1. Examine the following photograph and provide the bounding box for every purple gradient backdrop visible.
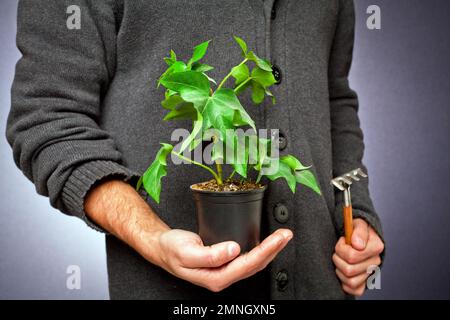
[1,0,449,299]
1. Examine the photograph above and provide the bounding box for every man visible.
[7,0,384,299]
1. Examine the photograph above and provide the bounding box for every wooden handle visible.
[343,205,353,245]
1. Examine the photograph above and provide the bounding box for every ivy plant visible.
[137,36,321,203]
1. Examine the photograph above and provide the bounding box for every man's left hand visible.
[333,218,385,297]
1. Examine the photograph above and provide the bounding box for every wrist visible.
[85,178,171,267]
[135,226,170,268]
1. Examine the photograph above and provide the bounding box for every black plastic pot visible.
[190,185,267,253]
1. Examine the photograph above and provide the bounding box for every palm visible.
[158,228,292,292]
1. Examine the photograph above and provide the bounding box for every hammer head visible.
[331,168,368,191]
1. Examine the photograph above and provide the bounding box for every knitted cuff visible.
[61,160,140,232]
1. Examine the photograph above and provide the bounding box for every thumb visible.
[351,219,369,251]
[179,240,241,268]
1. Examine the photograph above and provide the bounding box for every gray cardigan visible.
[7,0,383,299]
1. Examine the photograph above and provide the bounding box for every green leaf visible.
[203,73,217,85]
[163,50,177,66]
[250,137,273,183]
[247,135,259,166]
[188,40,211,66]
[142,143,174,203]
[246,51,272,72]
[251,67,276,88]
[234,67,276,102]
[280,155,311,171]
[163,57,172,66]
[136,176,143,191]
[265,88,276,104]
[160,71,210,108]
[163,102,196,121]
[295,170,322,195]
[248,66,277,104]
[260,155,320,195]
[265,160,297,193]
[191,62,214,73]
[179,112,203,152]
[233,36,248,56]
[234,78,252,95]
[232,109,252,128]
[202,89,256,138]
[231,64,250,85]
[209,130,248,178]
[253,138,271,171]
[158,61,188,87]
[231,132,249,178]
[203,97,236,138]
[161,95,184,110]
[165,89,178,98]
[251,82,265,104]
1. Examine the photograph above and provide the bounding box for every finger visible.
[366,227,385,257]
[335,236,374,264]
[335,237,366,264]
[243,229,292,273]
[342,283,366,297]
[219,229,293,283]
[351,219,369,251]
[180,229,292,292]
[332,253,381,278]
[338,227,384,264]
[335,268,370,290]
[178,240,241,268]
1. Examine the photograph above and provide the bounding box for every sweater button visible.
[272,65,282,84]
[276,270,289,291]
[274,204,289,223]
[278,133,287,151]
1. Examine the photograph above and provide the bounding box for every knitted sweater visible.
[7,0,383,299]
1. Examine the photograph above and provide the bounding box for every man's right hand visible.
[153,229,292,292]
[85,179,292,292]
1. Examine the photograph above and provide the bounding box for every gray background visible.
[1,0,449,299]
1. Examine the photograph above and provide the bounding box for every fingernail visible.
[355,236,365,248]
[228,243,238,257]
[285,231,293,241]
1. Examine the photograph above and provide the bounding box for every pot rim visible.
[190,183,267,195]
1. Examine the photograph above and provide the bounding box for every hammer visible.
[331,168,368,245]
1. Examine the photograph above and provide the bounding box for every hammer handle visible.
[343,205,353,245]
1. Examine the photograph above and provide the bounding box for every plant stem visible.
[171,151,221,183]
[233,77,252,94]
[215,163,223,185]
[227,169,236,181]
[256,172,262,183]
[217,58,248,91]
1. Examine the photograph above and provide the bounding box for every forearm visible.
[84,179,170,266]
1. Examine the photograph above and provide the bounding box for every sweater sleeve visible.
[6,0,138,231]
[328,0,384,243]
